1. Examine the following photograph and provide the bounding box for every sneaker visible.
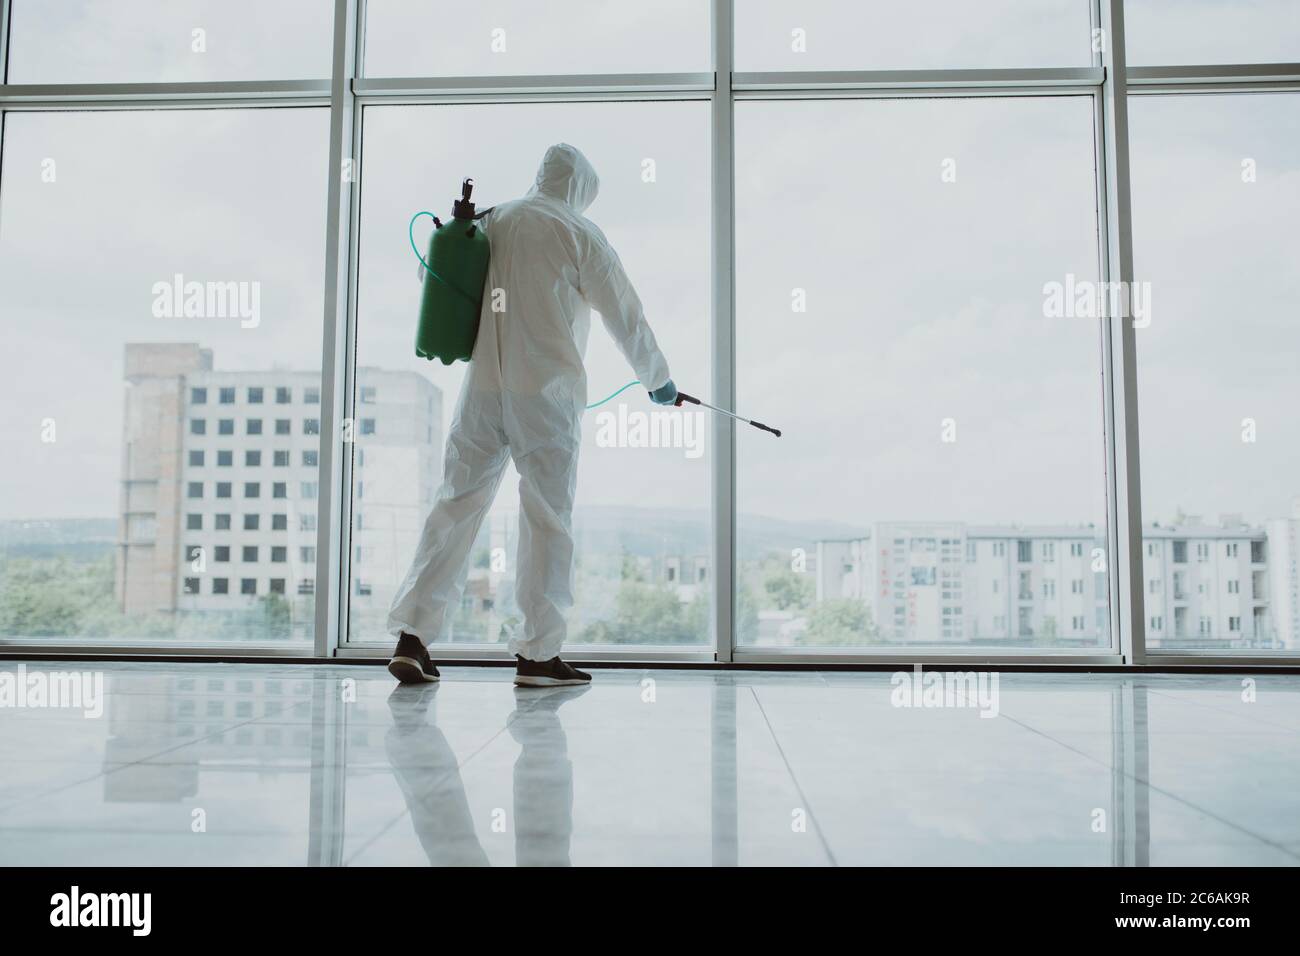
[388,632,440,684]
[514,655,591,687]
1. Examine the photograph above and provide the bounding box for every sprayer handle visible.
[750,420,782,438]
[674,391,701,407]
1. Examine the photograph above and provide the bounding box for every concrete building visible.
[116,344,440,640]
[816,515,1299,650]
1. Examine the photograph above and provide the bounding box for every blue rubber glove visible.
[648,380,678,406]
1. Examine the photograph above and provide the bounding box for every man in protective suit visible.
[388,143,677,687]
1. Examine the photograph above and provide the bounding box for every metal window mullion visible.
[711,0,736,663]
[0,79,331,105]
[1,0,11,84]
[1129,63,1300,85]
[313,0,359,658]
[1098,0,1146,665]
[733,66,1103,91]
[353,72,713,97]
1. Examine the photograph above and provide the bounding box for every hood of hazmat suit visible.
[388,143,672,663]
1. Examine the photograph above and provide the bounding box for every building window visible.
[275,386,292,404]
[301,546,316,562]
[244,482,260,498]
[304,418,320,435]
[271,546,287,563]
[298,578,315,595]
[272,514,287,531]
[1229,616,1241,632]
[302,481,318,499]
[1043,542,1055,562]
[360,385,377,403]
[275,419,291,435]
[304,388,320,404]
[1227,579,1239,594]
[244,450,261,467]
[213,578,229,595]
[241,579,257,595]
[274,449,290,466]
[1150,616,1163,631]
[247,419,263,436]
[187,482,203,499]
[215,514,231,531]
[190,419,206,435]
[269,578,286,595]
[1173,540,1188,563]
[1017,540,1032,563]
[186,514,203,530]
[360,418,376,436]
[244,514,260,531]
[218,419,234,435]
[300,514,317,532]
[273,482,287,499]
[183,577,201,594]
[302,450,318,467]
[1226,542,1239,557]
[242,546,258,563]
[188,450,204,467]
[191,387,207,404]
[355,580,372,596]
[1251,540,1265,563]
[219,387,236,404]
[248,387,263,404]
[215,546,230,562]
[217,450,233,467]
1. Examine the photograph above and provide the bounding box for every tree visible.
[764,569,814,611]
[804,597,878,645]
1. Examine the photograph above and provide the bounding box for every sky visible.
[1,0,1298,536]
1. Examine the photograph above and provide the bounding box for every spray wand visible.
[674,391,782,438]
[585,381,782,437]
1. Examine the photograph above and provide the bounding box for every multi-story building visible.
[816,513,1300,650]
[116,343,440,640]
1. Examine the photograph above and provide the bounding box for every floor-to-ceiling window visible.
[0,0,1296,664]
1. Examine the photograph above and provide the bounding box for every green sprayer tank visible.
[412,178,491,364]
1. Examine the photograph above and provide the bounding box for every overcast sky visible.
[1,1,1297,532]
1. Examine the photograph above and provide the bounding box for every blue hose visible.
[586,380,640,409]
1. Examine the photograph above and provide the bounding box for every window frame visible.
[1,0,1296,666]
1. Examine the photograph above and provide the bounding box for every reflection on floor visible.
[1,662,1298,866]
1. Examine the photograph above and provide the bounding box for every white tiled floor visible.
[1,662,1297,866]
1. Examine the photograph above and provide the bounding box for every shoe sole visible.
[514,674,590,687]
[388,656,439,684]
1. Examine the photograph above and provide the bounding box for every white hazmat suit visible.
[388,143,672,661]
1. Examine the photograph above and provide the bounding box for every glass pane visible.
[736,96,1109,650]
[1130,92,1300,654]
[1125,0,1300,66]
[347,103,710,649]
[0,108,329,646]
[8,0,332,83]
[363,0,710,77]
[735,0,1093,71]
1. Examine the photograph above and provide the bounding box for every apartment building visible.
[116,343,440,639]
[817,514,1299,650]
